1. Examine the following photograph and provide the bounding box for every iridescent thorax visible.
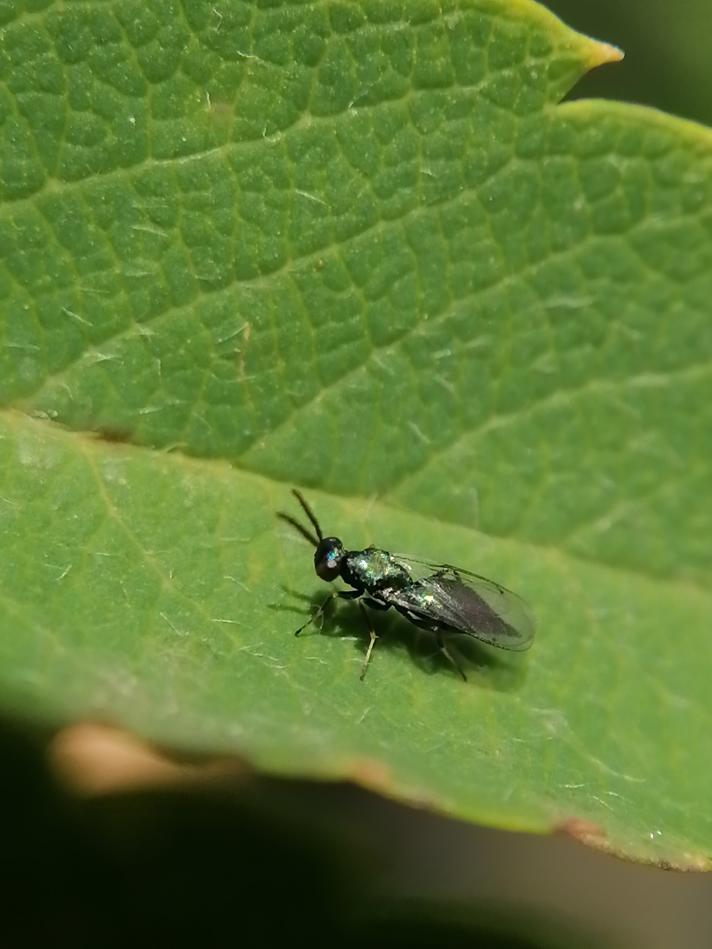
[343,546,411,591]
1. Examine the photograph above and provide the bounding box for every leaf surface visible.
[1,0,711,867]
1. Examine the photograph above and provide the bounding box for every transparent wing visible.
[394,555,510,591]
[388,558,535,651]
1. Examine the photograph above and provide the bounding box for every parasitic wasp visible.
[279,490,535,681]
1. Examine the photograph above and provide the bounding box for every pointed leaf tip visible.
[586,38,625,71]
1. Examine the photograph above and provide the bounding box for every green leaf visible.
[1,0,711,868]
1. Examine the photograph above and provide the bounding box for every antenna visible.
[276,489,324,548]
[292,489,323,541]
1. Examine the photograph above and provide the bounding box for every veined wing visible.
[394,555,514,593]
[388,560,535,651]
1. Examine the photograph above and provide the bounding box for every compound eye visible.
[315,540,342,581]
[316,556,339,581]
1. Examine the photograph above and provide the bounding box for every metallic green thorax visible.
[342,546,411,592]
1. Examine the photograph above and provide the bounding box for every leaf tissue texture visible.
[1,0,711,867]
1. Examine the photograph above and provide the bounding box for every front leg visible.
[294,593,334,637]
[294,588,362,637]
[338,589,363,600]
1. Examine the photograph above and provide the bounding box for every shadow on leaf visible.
[272,588,529,692]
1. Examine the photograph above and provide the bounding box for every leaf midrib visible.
[3,407,709,598]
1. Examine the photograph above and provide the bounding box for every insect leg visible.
[399,607,468,682]
[436,628,467,682]
[358,601,378,681]
[295,594,334,636]
[294,589,361,636]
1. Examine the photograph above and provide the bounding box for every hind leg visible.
[435,627,467,682]
[400,610,467,682]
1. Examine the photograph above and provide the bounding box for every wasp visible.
[279,490,535,681]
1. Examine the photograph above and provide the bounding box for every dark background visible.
[550,0,712,127]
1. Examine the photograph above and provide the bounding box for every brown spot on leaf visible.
[50,723,246,795]
[346,757,394,793]
[555,816,608,849]
[555,817,711,871]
